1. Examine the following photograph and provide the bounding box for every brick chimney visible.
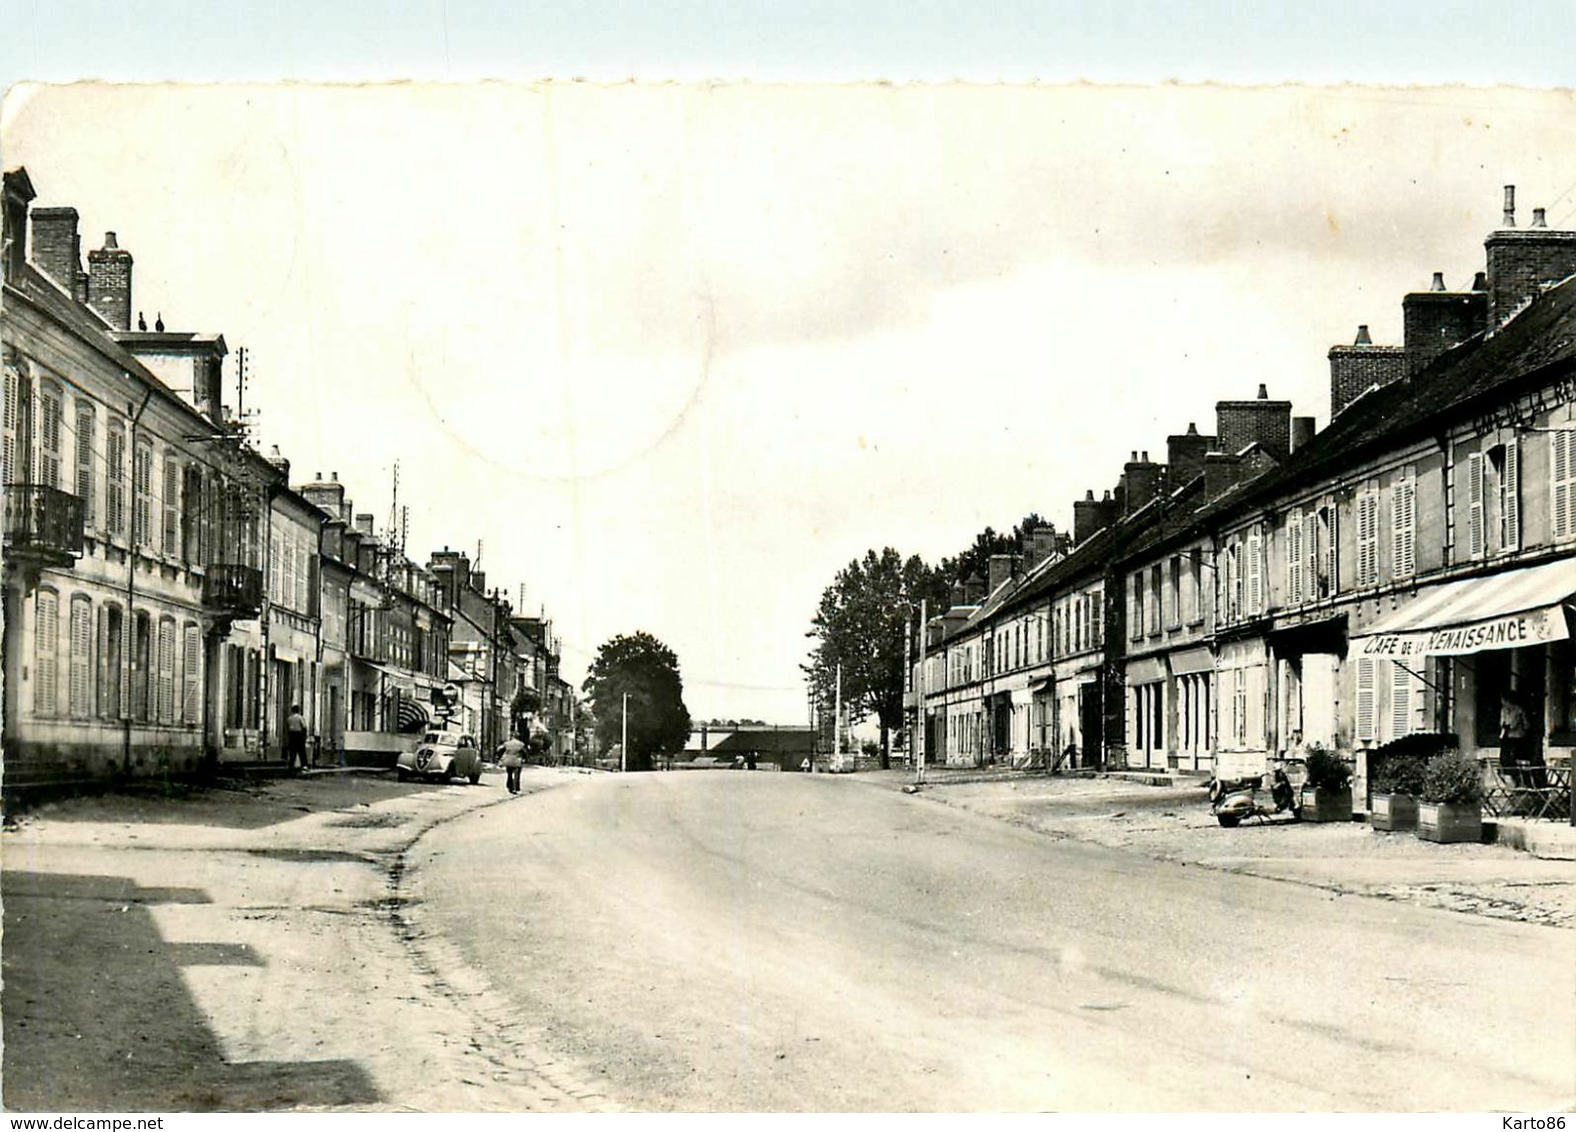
[299,471,347,519]
[354,512,375,537]
[1166,422,1216,486]
[1290,416,1316,453]
[427,547,472,606]
[1121,450,1165,514]
[1022,525,1061,570]
[1402,272,1487,377]
[3,168,35,282]
[1328,325,1406,419]
[1073,489,1119,545]
[1216,384,1292,459]
[30,206,82,295]
[86,231,134,331]
[986,554,1017,595]
[1484,185,1576,328]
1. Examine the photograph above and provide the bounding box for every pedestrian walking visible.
[499,734,526,795]
[285,704,309,774]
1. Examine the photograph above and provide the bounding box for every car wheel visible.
[468,767,481,785]
[1217,813,1241,828]
[396,768,409,782]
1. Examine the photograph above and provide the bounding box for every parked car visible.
[397,730,483,784]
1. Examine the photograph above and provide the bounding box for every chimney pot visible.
[1354,324,1372,345]
[1430,272,1447,292]
[1533,207,1548,228]
[103,231,117,249]
[1140,451,1149,462]
[1085,489,1095,501]
[1186,421,1198,435]
[1257,383,1268,399]
[1504,185,1516,227]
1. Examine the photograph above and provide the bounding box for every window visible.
[37,382,62,489]
[1148,564,1162,635]
[98,604,123,720]
[1131,574,1144,641]
[2,357,27,484]
[105,420,126,537]
[157,617,176,723]
[1316,505,1337,597]
[1495,439,1520,553]
[1389,659,1427,741]
[182,623,201,725]
[157,457,177,556]
[74,402,94,526]
[1167,557,1181,629]
[1287,511,1305,603]
[69,594,93,719]
[1246,533,1264,615]
[182,466,204,563]
[1391,473,1417,580]
[1231,668,1247,746]
[1186,548,1202,622]
[131,611,151,722]
[1356,656,1376,743]
[1356,489,1380,587]
[133,440,153,547]
[34,588,59,716]
[1554,425,1576,541]
[1466,450,1485,560]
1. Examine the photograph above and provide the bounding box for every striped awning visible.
[396,695,430,733]
[1353,559,1574,659]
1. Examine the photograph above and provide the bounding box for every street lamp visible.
[621,692,628,774]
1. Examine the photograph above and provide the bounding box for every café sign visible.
[1359,604,1569,659]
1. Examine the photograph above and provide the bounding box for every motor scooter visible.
[1209,766,1299,827]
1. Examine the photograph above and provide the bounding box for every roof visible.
[708,728,817,754]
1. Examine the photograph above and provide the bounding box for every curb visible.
[1491,818,1576,860]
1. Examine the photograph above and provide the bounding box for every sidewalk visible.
[859,769,1576,930]
[0,766,614,1113]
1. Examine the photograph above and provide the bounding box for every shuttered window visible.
[1390,659,1412,742]
[1246,533,1264,615]
[105,421,126,537]
[133,440,153,547]
[34,589,60,715]
[162,456,181,557]
[182,623,201,725]
[1356,656,1376,743]
[1500,438,1520,552]
[74,402,94,526]
[1466,451,1485,560]
[157,618,177,724]
[2,360,22,484]
[97,604,123,720]
[1391,473,1416,580]
[38,383,62,489]
[69,595,93,719]
[1554,426,1576,541]
[1287,513,1305,604]
[1356,490,1380,587]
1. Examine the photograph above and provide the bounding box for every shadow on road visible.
[2,870,380,1112]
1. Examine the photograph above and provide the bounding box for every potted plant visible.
[1299,745,1354,823]
[1369,733,1456,832]
[1417,750,1484,844]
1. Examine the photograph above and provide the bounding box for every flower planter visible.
[1300,786,1353,823]
[1417,800,1483,844]
[1371,792,1418,832]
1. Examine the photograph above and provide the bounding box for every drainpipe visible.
[123,388,155,776]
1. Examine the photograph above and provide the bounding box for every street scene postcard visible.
[2,80,1575,1115]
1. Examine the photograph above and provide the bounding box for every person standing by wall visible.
[285,704,309,774]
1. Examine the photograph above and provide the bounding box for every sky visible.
[3,4,1575,725]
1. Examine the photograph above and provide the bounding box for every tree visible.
[804,548,946,768]
[581,632,692,772]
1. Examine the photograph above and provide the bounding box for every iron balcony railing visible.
[3,484,85,563]
[202,562,264,617]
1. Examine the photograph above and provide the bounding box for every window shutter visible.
[1552,427,1575,541]
[183,624,201,724]
[38,389,61,489]
[69,596,92,719]
[1389,660,1411,742]
[74,405,94,526]
[1503,438,1520,551]
[2,362,18,483]
[1467,451,1485,559]
[1391,476,1416,579]
[1247,534,1263,614]
[34,590,59,715]
[1287,515,1304,604]
[1356,656,1376,743]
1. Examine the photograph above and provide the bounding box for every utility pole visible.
[621,692,628,774]
[916,599,927,786]
[834,662,842,772]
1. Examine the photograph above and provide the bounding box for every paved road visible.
[411,772,1575,1112]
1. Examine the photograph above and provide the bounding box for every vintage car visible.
[396,730,483,784]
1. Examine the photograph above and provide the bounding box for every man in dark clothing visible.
[285,705,309,773]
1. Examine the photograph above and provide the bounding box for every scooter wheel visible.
[1217,814,1241,828]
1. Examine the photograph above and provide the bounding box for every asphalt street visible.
[411,771,1576,1112]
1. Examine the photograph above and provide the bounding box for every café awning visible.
[1169,647,1215,676]
[1352,559,1574,659]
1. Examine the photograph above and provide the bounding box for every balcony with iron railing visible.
[3,484,85,568]
[202,562,264,619]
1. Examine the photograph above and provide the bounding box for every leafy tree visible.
[804,548,946,768]
[582,632,692,772]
